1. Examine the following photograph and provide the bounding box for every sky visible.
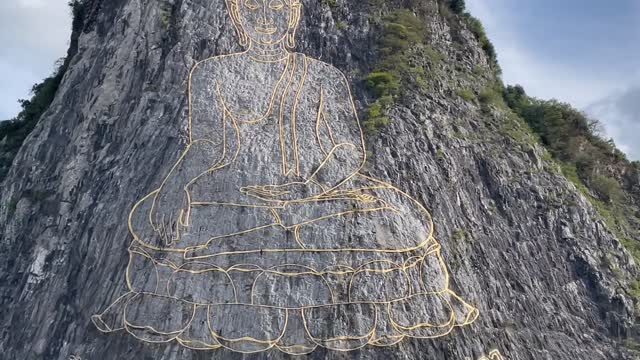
[466,0,640,160]
[0,0,71,120]
[0,0,638,159]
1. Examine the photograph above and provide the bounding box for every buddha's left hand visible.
[241,182,324,202]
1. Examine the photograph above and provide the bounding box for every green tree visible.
[449,0,466,14]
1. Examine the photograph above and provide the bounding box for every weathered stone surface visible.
[0,0,638,359]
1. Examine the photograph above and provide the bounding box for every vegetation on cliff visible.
[363,9,431,132]
[0,0,85,182]
[445,0,640,283]
[503,85,640,267]
[442,0,499,70]
[361,2,640,351]
[0,65,66,181]
[361,0,640,300]
[363,0,500,133]
[1,0,637,357]
[3,1,637,273]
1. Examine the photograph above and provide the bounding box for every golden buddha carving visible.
[92,0,478,354]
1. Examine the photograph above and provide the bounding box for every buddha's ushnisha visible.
[93,0,478,354]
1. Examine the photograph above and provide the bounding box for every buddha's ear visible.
[225,0,250,47]
[288,1,302,28]
[286,1,302,49]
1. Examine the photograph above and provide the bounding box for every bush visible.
[363,100,390,133]
[478,87,501,105]
[503,85,527,110]
[424,45,444,64]
[366,72,400,97]
[449,0,466,14]
[590,175,624,204]
[621,240,640,277]
[477,84,505,113]
[380,10,426,53]
[457,89,475,103]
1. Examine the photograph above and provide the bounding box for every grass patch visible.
[456,89,475,103]
[479,80,507,107]
[452,229,469,242]
[473,64,485,76]
[424,45,444,64]
[630,280,640,299]
[362,96,392,133]
[560,163,640,267]
[323,0,338,9]
[161,11,171,30]
[478,87,501,105]
[590,175,624,204]
[625,338,640,352]
[499,113,537,145]
[620,238,640,270]
[363,10,431,134]
[7,198,18,218]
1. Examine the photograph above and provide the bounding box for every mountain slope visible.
[0,0,637,359]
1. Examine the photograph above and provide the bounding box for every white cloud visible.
[16,0,48,9]
[587,87,640,160]
[496,45,624,108]
[466,0,634,108]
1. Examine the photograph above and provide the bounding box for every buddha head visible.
[225,0,302,49]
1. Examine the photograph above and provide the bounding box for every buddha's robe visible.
[129,53,433,259]
[92,52,478,355]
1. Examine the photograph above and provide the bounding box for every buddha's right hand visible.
[150,187,190,244]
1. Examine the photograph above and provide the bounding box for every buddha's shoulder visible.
[189,53,245,80]
[304,56,348,82]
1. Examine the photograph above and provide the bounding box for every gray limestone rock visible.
[0,0,638,359]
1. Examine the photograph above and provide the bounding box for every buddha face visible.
[227,0,301,47]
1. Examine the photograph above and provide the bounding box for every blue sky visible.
[1,0,638,159]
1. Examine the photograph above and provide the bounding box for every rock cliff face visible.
[0,0,638,359]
